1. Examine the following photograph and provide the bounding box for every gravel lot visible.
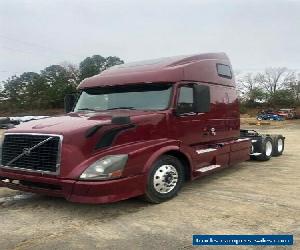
[0,122,299,250]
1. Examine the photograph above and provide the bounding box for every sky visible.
[0,0,300,81]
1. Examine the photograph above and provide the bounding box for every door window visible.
[177,86,194,113]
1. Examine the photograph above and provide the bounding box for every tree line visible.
[236,67,300,108]
[1,57,299,114]
[0,55,124,113]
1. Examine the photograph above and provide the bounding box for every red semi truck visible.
[0,53,285,204]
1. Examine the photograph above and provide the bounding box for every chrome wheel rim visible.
[266,141,273,156]
[153,164,178,194]
[277,139,283,152]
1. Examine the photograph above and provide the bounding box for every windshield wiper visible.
[77,108,96,111]
[107,107,137,110]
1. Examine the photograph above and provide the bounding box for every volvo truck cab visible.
[0,53,285,203]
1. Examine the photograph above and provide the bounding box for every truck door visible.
[172,84,210,146]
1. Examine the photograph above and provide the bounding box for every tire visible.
[272,135,285,156]
[253,137,273,161]
[143,155,184,203]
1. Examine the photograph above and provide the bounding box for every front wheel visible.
[144,155,184,203]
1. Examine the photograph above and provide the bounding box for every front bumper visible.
[0,169,146,204]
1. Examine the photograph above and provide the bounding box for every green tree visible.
[269,89,296,107]
[40,65,77,108]
[1,73,46,110]
[0,54,124,113]
[1,75,24,110]
[248,87,266,105]
[79,55,124,80]
[103,56,124,70]
[19,72,48,109]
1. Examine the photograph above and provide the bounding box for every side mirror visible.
[193,85,211,113]
[64,94,77,113]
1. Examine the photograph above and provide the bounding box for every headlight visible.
[79,154,128,180]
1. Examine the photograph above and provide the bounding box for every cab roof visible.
[78,52,234,89]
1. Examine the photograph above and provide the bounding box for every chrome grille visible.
[1,133,62,173]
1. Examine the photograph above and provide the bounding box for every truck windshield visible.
[74,83,173,112]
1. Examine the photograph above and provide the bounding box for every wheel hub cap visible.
[265,141,272,156]
[153,165,178,194]
[164,173,174,183]
[277,139,283,152]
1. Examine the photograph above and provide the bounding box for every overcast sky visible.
[0,0,300,81]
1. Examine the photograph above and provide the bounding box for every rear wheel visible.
[272,135,285,156]
[144,155,184,203]
[253,137,273,161]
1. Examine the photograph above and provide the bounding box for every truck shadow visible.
[0,162,250,222]
[0,190,151,223]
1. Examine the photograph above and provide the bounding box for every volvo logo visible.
[23,148,31,156]
[210,127,217,136]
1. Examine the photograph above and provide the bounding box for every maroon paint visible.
[0,53,250,203]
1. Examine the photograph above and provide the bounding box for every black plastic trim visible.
[95,124,135,149]
[85,125,103,138]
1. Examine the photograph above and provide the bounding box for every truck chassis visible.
[240,129,285,161]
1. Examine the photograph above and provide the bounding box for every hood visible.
[3,110,168,178]
[6,110,158,136]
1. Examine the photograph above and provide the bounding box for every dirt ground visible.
[0,121,299,250]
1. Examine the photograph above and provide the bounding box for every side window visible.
[177,86,194,113]
[217,64,232,79]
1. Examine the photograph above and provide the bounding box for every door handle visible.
[203,128,209,136]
